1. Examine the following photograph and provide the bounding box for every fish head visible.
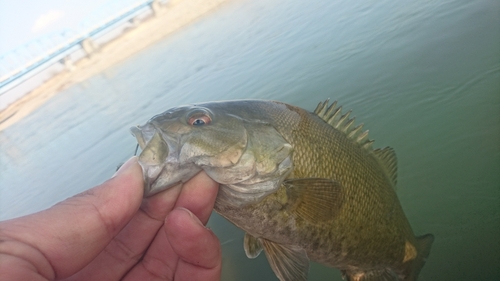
[131,101,294,206]
[131,104,248,196]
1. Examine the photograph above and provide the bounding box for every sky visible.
[0,0,106,55]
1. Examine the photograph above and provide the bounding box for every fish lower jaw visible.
[145,180,181,197]
[143,166,168,197]
[143,167,184,196]
[144,178,161,197]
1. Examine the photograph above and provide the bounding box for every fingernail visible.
[113,156,138,177]
[177,207,204,226]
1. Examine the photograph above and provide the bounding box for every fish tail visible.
[406,234,434,281]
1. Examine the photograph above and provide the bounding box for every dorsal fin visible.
[315,100,398,188]
[373,147,398,188]
[314,99,374,151]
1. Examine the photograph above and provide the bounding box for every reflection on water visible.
[1,0,499,280]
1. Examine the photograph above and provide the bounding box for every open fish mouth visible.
[130,125,169,195]
[130,124,201,196]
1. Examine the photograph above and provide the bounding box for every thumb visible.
[0,157,144,279]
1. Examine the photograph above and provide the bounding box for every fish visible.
[130,99,434,281]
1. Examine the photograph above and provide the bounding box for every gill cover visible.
[212,122,293,207]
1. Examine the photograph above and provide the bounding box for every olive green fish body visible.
[132,100,433,281]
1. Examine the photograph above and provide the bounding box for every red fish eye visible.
[188,114,211,126]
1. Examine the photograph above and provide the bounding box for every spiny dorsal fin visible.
[314,99,374,151]
[315,100,398,189]
[373,147,398,188]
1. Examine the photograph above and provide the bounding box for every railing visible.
[0,0,166,93]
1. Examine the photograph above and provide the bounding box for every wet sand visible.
[0,0,231,131]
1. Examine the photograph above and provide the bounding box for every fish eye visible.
[188,113,212,126]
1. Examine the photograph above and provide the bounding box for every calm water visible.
[1,0,499,280]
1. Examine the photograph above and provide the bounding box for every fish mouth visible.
[142,164,169,195]
[130,125,170,196]
[130,124,201,197]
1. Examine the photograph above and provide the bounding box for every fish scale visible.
[268,106,404,263]
[131,99,434,281]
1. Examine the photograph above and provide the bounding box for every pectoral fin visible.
[260,239,309,281]
[284,178,343,223]
[244,233,263,258]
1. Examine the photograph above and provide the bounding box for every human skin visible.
[0,157,221,281]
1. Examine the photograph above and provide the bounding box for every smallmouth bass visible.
[130,99,434,281]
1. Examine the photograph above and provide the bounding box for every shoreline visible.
[0,0,231,131]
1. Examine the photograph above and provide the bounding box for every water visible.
[1,0,499,280]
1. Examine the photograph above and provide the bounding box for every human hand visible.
[0,157,221,281]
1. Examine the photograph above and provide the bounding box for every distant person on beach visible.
[0,157,221,281]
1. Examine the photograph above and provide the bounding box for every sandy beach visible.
[0,0,231,131]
